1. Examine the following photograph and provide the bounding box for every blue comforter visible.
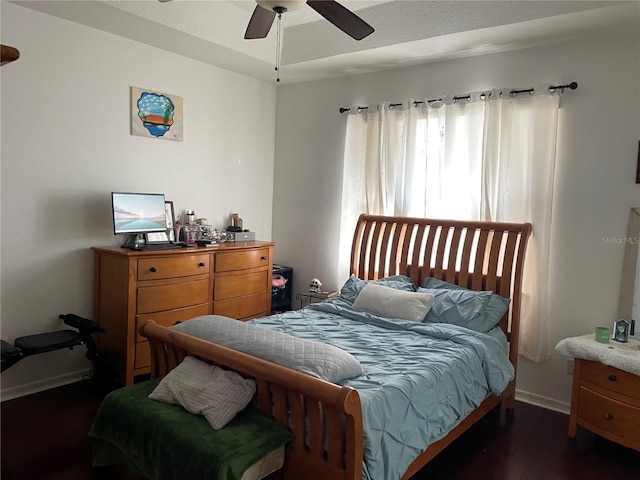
[251,296,514,480]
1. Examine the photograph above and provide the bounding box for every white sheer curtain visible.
[340,89,560,362]
[481,92,559,362]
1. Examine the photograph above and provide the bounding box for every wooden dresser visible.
[569,359,640,451]
[92,242,275,385]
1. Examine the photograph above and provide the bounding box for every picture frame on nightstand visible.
[613,319,631,342]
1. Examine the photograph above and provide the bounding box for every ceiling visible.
[10,0,640,84]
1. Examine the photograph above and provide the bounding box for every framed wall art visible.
[131,86,183,142]
[165,200,176,241]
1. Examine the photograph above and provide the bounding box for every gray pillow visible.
[149,356,256,430]
[174,315,363,384]
[352,283,434,322]
[418,287,494,332]
[339,274,416,303]
[422,277,510,331]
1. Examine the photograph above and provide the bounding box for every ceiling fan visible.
[244,0,374,41]
[157,0,373,40]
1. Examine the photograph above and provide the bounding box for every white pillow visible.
[149,356,256,430]
[352,283,434,322]
[174,315,364,383]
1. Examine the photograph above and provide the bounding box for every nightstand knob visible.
[604,413,613,421]
[261,256,267,261]
[608,375,617,382]
[149,267,157,273]
[198,262,206,267]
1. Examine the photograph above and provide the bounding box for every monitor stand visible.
[121,234,144,249]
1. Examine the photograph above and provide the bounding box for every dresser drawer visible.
[215,249,269,272]
[137,279,209,314]
[578,387,640,445]
[135,304,210,342]
[214,292,267,319]
[135,342,151,370]
[581,361,640,399]
[137,254,210,281]
[215,271,268,300]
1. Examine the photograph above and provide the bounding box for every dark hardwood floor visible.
[1,380,639,480]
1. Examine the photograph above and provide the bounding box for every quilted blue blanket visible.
[251,296,514,480]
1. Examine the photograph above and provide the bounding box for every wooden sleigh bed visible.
[139,214,532,480]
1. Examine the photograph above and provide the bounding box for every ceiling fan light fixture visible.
[256,0,306,13]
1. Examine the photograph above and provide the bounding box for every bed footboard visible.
[140,320,364,480]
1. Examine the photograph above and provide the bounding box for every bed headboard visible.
[350,214,532,369]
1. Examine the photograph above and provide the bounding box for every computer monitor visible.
[111,192,167,247]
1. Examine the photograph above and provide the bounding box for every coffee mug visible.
[595,326,611,344]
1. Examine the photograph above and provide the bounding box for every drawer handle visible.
[149,267,157,273]
[198,262,206,268]
[261,256,267,261]
[604,413,613,421]
[608,375,617,382]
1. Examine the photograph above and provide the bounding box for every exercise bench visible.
[1,314,104,373]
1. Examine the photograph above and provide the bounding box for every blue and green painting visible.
[136,91,175,137]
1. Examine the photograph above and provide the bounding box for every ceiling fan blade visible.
[307,0,374,40]
[245,5,277,39]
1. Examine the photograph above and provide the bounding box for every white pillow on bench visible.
[149,356,256,430]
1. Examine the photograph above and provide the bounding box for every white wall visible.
[0,3,276,398]
[2,3,639,411]
[272,32,640,409]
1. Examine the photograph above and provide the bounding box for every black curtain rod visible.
[339,82,578,114]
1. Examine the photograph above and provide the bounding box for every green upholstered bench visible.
[90,378,291,480]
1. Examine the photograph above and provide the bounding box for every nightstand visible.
[569,358,640,451]
[296,290,338,308]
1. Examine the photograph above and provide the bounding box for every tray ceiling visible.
[9,1,640,84]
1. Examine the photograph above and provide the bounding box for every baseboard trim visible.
[0,369,90,402]
[515,389,570,415]
[0,373,573,416]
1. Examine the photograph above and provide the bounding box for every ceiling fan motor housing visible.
[257,0,306,13]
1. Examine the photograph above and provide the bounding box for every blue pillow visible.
[339,274,416,304]
[418,287,493,332]
[422,277,510,332]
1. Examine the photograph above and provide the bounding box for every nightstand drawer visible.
[581,360,640,399]
[578,387,640,445]
[138,255,209,281]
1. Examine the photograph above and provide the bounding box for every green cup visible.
[595,326,611,344]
